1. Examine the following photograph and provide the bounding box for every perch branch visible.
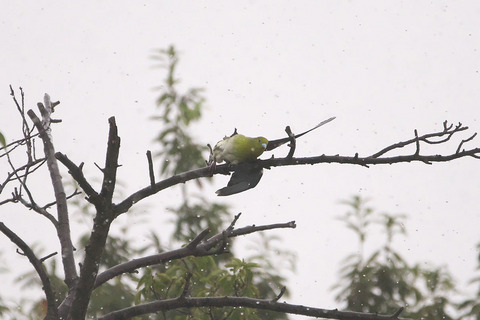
[113,120,479,214]
[9,86,35,162]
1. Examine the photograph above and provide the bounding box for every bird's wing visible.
[265,116,336,151]
[216,164,264,196]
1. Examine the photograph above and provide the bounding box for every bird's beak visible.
[262,143,267,149]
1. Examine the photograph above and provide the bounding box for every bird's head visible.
[253,137,268,153]
[237,136,268,161]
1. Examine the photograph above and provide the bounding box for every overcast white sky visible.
[1,1,480,317]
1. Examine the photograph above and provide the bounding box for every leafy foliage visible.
[333,196,460,319]
[15,258,68,319]
[458,243,480,320]
[151,45,207,177]
[135,257,263,320]
[168,198,232,243]
[0,251,11,317]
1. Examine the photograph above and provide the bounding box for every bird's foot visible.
[208,159,217,175]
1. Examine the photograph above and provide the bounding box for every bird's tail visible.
[265,116,336,151]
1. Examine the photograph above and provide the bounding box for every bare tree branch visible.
[12,188,58,227]
[27,95,78,289]
[0,222,58,320]
[284,125,296,159]
[0,158,46,194]
[99,116,121,201]
[146,150,155,186]
[0,133,40,158]
[271,286,286,302]
[113,165,213,216]
[54,153,100,203]
[110,120,479,215]
[68,116,121,320]
[42,189,82,210]
[179,272,193,299]
[369,120,467,158]
[259,148,480,168]
[99,294,411,320]
[456,132,477,154]
[9,86,35,161]
[4,150,58,226]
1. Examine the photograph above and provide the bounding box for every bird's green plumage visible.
[213,134,268,164]
[211,117,336,196]
[212,117,336,165]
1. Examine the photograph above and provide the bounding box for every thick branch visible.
[0,222,58,320]
[68,117,121,320]
[94,220,296,288]
[99,295,410,320]
[54,153,99,202]
[27,94,78,288]
[113,150,480,216]
[99,117,120,201]
[114,166,213,215]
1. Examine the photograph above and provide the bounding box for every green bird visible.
[212,116,335,196]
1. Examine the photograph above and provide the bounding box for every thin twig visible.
[391,307,404,318]
[271,286,286,303]
[227,213,242,231]
[369,121,468,158]
[187,228,211,249]
[456,132,477,154]
[179,273,193,299]
[413,129,420,156]
[146,150,155,186]
[285,126,296,159]
[40,251,58,262]
[42,189,82,210]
